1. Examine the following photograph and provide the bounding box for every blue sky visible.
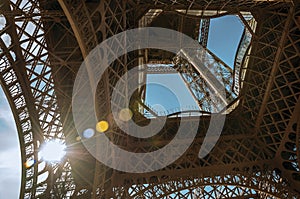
[208,15,244,67]
[0,15,243,198]
[145,74,198,115]
[145,15,243,113]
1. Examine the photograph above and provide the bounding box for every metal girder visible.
[1,0,300,198]
[119,169,297,198]
[56,0,133,197]
[1,0,46,197]
[40,0,300,197]
[146,65,178,74]
[242,1,300,192]
[255,5,295,128]
[233,17,254,95]
[0,0,76,198]
[174,48,235,112]
[274,95,300,190]
[237,12,256,38]
[199,19,210,48]
[131,0,291,12]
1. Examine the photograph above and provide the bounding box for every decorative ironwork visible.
[0,0,299,198]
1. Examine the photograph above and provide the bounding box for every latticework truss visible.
[0,0,299,198]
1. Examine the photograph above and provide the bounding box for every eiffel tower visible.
[0,0,300,198]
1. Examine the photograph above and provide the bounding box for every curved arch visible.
[0,0,76,198]
[232,25,252,95]
[58,0,98,58]
[127,170,297,198]
[1,0,297,198]
[0,13,41,197]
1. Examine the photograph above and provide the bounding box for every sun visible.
[39,139,66,162]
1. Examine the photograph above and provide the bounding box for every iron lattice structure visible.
[0,0,300,198]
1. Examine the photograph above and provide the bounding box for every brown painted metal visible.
[0,0,299,198]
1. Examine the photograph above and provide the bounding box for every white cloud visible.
[0,90,15,125]
[0,173,20,199]
[0,87,21,198]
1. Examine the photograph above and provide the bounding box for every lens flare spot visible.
[82,128,95,138]
[40,140,66,162]
[119,108,133,121]
[76,136,81,141]
[96,121,109,132]
[25,159,35,168]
